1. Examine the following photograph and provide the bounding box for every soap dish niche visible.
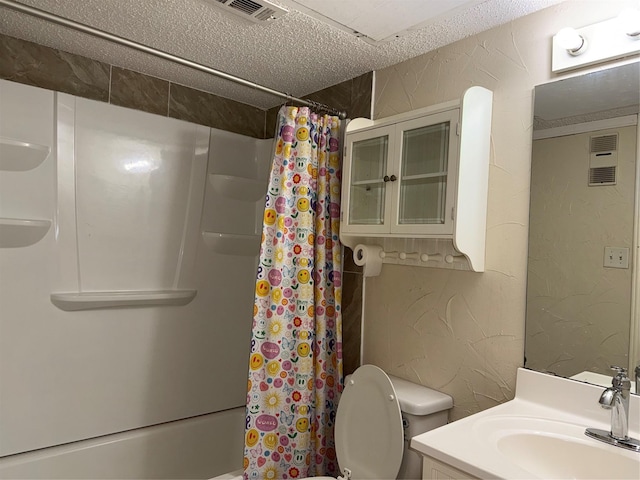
[0,217,51,248]
[0,137,50,171]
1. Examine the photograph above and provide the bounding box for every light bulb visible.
[556,27,587,55]
[618,8,640,37]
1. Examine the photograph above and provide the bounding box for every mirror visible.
[526,61,640,391]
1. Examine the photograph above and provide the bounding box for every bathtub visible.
[0,407,245,479]
[210,469,243,479]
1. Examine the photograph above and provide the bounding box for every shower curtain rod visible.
[0,0,348,119]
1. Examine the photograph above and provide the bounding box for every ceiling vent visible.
[209,0,288,23]
[588,133,618,186]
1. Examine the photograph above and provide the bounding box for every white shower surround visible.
[0,78,271,477]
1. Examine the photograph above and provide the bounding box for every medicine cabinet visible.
[340,86,493,272]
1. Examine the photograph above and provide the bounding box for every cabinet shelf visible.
[0,138,50,171]
[0,217,51,248]
[352,179,384,186]
[50,290,197,311]
[403,172,447,181]
[202,231,261,256]
[208,174,266,202]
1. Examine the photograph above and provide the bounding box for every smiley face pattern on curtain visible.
[244,106,343,480]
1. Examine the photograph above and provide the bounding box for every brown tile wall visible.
[0,34,110,102]
[169,83,264,138]
[0,31,370,375]
[0,34,372,140]
[265,71,373,138]
[0,34,266,138]
[342,247,364,376]
[109,67,169,116]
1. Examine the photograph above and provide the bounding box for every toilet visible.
[301,364,453,480]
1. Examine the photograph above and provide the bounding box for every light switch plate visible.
[604,247,629,269]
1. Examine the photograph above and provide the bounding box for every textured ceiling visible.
[0,0,565,109]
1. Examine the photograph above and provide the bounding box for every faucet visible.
[585,366,640,452]
[599,366,630,440]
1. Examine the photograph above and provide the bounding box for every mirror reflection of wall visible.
[526,61,640,384]
[527,126,635,376]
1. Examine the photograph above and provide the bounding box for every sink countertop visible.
[410,368,640,479]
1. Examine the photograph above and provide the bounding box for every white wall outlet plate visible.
[603,246,630,269]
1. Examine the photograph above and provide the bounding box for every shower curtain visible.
[244,106,343,479]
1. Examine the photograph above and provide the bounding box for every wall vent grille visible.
[208,0,287,23]
[591,134,618,153]
[588,133,618,186]
[589,166,617,185]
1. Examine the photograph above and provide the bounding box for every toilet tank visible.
[388,375,453,480]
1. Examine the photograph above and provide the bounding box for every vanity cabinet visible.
[340,86,493,272]
[422,456,479,480]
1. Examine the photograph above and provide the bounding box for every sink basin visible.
[476,416,639,479]
[498,432,638,479]
[411,369,640,480]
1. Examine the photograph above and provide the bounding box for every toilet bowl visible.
[301,364,453,480]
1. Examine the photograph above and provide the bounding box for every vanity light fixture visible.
[556,27,587,56]
[618,8,640,37]
[552,10,640,73]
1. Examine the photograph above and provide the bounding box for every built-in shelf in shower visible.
[208,174,266,202]
[0,138,50,171]
[202,231,260,256]
[0,217,51,248]
[50,289,198,311]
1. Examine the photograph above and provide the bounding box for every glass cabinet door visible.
[393,110,459,234]
[344,125,395,230]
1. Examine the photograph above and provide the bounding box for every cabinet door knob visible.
[390,175,397,182]
[383,175,390,182]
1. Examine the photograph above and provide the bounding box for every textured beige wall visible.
[364,0,638,420]
[527,126,635,378]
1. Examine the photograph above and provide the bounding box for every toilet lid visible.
[335,365,404,480]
